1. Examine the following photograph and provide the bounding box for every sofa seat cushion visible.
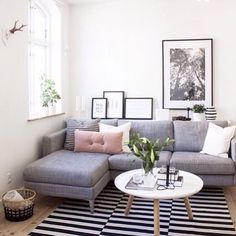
[170,152,235,175]
[108,151,172,171]
[23,150,110,187]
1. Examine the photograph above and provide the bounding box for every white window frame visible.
[28,0,62,120]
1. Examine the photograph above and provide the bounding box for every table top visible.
[114,168,203,200]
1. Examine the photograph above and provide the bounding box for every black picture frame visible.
[91,98,107,119]
[162,38,213,110]
[103,91,124,119]
[125,97,153,120]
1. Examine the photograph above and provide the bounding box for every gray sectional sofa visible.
[23,119,236,212]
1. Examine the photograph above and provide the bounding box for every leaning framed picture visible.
[125,98,153,120]
[91,98,107,119]
[162,38,213,109]
[103,91,124,118]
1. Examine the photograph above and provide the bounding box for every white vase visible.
[193,113,205,121]
[44,107,50,116]
[49,105,56,115]
[143,171,156,187]
[44,106,56,116]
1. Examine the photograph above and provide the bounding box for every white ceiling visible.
[65,0,108,4]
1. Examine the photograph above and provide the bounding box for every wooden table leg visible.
[125,195,134,216]
[153,199,160,236]
[184,197,193,220]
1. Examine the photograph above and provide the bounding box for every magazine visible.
[125,176,158,191]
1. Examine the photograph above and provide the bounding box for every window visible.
[28,0,62,119]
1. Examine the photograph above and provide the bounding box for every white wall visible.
[0,0,70,195]
[69,0,236,122]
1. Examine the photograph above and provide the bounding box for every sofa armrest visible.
[42,129,66,156]
[231,138,236,162]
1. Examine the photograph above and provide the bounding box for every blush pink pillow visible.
[74,130,123,154]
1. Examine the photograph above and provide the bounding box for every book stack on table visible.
[125,176,158,191]
[157,169,183,187]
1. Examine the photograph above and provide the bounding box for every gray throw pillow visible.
[64,118,100,151]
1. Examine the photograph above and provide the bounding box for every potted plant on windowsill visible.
[129,133,174,177]
[192,104,205,121]
[40,74,61,115]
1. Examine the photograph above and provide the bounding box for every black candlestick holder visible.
[187,107,190,119]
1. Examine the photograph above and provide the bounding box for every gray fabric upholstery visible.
[170,151,235,175]
[108,151,172,171]
[100,119,118,126]
[110,170,124,180]
[24,119,236,207]
[43,129,66,156]
[118,120,174,151]
[25,171,110,200]
[64,118,100,151]
[24,150,109,187]
[198,174,234,186]
[231,138,236,161]
[174,121,228,152]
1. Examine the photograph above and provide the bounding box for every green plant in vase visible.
[129,133,174,175]
[40,74,61,110]
[192,104,205,113]
[192,104,205,121]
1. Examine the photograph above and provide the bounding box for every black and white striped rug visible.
[29,183,236,236]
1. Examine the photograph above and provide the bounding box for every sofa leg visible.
[89,200,95,214]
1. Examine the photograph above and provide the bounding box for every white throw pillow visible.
[201,123,235,157]
[99,122,132,152]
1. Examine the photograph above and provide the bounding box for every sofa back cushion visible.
[74,130,123,154]
[64,118,100,151]
[174,121,228,152]
[100,119,118,126]
[64,118,118,151]
[118,120,174,151]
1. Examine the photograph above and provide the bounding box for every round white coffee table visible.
[115,168,203,236]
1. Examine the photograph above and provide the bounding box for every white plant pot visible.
[44,107,50,116]
[49,105,56,115]
[193,113,205,121]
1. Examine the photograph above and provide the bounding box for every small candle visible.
[81,96,86,112]
[75,96,80,111]
[187,99,190,108]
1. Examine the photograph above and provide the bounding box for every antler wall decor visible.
[9,20,27,34]
[1,20,27,46]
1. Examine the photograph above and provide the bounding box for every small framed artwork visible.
[103,91,124,119]
[125,98,153,120]
[91,98,107,119]
[162,38,213,109]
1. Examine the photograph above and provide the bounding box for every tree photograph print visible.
[162,39,212,109]
[170,48,205,101]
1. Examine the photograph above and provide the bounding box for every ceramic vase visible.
[193,113,205,121]
[205,106,217,121]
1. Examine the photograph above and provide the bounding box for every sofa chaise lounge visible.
[23,120,236,212]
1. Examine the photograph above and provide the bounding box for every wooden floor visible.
[1,187,236,236]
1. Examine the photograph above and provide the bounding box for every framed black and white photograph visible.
[125,98,153,120]
[91,98,107,119]
[162,39,213,109]
[103,91,124,118]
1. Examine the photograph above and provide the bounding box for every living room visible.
[1,0,236,235]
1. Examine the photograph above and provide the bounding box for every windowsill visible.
[28,112,65,122]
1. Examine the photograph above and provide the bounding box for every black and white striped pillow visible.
[64,118,100,151]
